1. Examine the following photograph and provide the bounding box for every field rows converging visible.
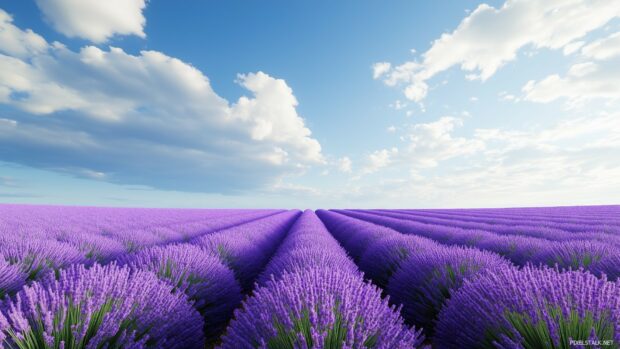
[383,208,620,233]
[0,204,619,348]
[335,209,620,280]
[372,209,620,237]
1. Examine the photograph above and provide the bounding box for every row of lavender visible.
[337,208,620,280]
[219,210,423,348]
[0,207,428,348]
[317,209,620,348]
[0,205,283,297]
[1,204,619,348]
[0,206,301,348]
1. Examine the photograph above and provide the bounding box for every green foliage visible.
[216,245,234,267]
[157,258,207,301]
[265,306,380,349]
[6,298,115,349]
[483,306,616,349]
[3,296,149,349]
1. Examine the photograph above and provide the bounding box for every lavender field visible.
[0,205,619,348]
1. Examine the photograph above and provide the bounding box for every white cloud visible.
[387,125,397,133]
[403,81,428,102]
[35,0,147,43]
[523,59,620,106]
[581,31,620,60]
[372,62,391,79]
[337,156,352,173]
[232,72,324,163]
[376,0,620,101]
[498,91,517,101]
[404,116,485,167]
[563,41,585,55]
[0,118,17,127]
[382,61,420,87]
[346,112,620,208]
[0,12,324,193]
[361,148,398,175]
[268,179,321,197]
[0,11,48,58]
[354,117,485,178]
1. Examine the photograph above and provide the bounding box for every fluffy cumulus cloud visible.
[0,10,323,193]
[375,0,620,101]
[232,72,323,164]
[35,0,147,43]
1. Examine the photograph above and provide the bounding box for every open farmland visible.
[0,205,619,348]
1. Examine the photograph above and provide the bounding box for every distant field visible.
[0,204,618,348]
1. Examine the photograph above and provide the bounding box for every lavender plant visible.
[219,268,423,349]
[0,263,204,349]
[434,265,620,349]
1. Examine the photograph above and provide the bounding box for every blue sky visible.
[0,0,619,208]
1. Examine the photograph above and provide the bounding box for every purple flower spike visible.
[434,265,620,348]
[0,259,27,299]
[0,263,204,349]
[0,236,88,281]
[387,245,510,334]
[219,268,423,349]
[118,243,243,341]
[358,234,436,289]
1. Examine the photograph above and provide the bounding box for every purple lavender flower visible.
[317,210,403,261]
[219,268,423,349]
[0,311,7,344]
[0,236,88,281]
[118,243,243,341]
[194,233,266,291]
[258,248,358,286]
[358,234,436,289]
[594,252,620,281]
[434,265,620,348]
[192,210,299,291]
[531,240,616,271]
[387,245,511,334]
[333,210,620,276]
[57,232,127,263]
[257,210,358,285]
[0,259,26,299]
[0,263,204,348]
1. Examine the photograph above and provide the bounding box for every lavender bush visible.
[221,210,423,348]
[387,245,511,333]
[118,243,242,341]
[0,263,204,348]
[219,268,423,349]
[434,265,620,348]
